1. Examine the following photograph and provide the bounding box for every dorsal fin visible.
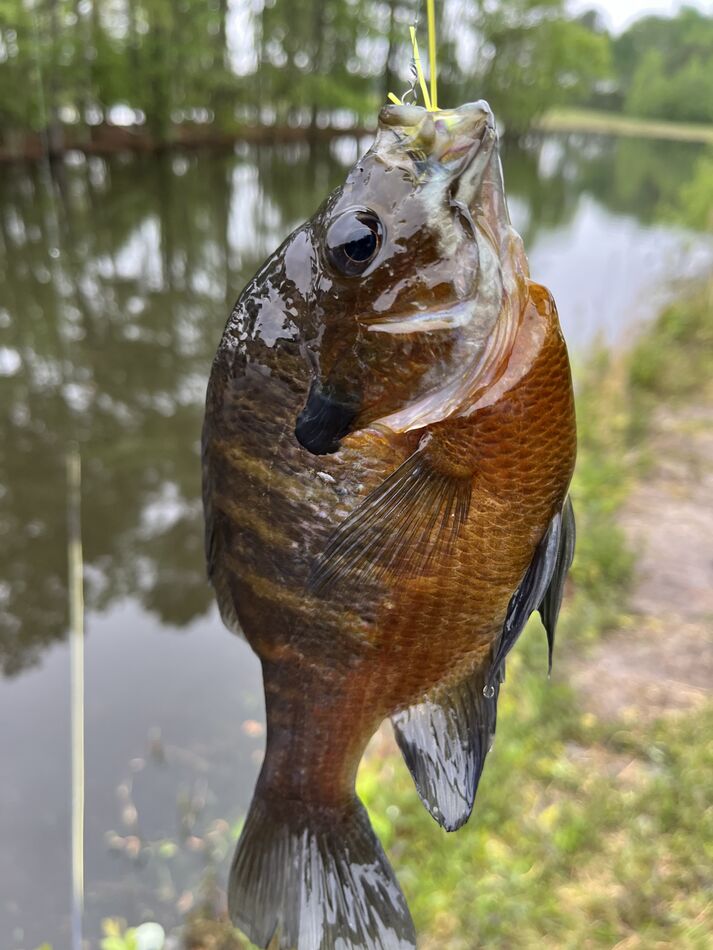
[487,506,563,686]
[393,499,576,831]
[539,495,576,671]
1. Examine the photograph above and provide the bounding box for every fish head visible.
[295,100,529,455]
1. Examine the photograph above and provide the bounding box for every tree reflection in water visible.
[0,144,355,675]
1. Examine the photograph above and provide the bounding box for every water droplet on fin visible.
[483,683,495,699]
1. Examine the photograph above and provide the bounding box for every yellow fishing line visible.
[387,4,440,111]
[409,26,432,111]
[427,0,438,110]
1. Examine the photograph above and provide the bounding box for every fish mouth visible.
[295,381,358,455]
[377,100,496,189]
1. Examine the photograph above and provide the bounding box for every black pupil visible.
[343,223,377,262]
[326,211,381,275]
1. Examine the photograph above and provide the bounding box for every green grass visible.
[537,107,713,144]
[360,705,713,949]
[629,283,713,403]
[357,283,713,948]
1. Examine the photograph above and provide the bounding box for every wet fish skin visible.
[202,101,576,949]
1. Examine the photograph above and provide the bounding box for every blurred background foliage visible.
[2,0,713,153]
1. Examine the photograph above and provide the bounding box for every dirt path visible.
[571,403,713,724]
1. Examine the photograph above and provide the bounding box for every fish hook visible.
[401,60,419,106]
[400,9,421,106]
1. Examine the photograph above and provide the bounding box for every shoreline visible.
[2,108,712,164]
[535,107,713,144]
[0,122,374,164]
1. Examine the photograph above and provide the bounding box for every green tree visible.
[461,0,612,134]
[0,2,44,139]
[618,8,713,124]
[626,48,713,124]
[255,0,381,127]
[670,150,713,232]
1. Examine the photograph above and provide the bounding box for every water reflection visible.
[0,146,350,677]
[0,134,711,946]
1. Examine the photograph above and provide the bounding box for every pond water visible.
[1,133,711,949]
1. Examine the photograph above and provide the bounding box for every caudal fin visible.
[228,790,416,950]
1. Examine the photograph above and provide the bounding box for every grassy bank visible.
[357,281,713,949]
[537,108,713,144]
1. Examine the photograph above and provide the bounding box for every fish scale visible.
[202,101,576,950]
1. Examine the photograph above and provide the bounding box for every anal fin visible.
[391,672,499,832]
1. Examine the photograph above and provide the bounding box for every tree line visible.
[0,1,711,153]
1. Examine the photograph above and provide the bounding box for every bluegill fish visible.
[202,101,576,950]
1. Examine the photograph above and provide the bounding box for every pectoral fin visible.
[310,448,471,594]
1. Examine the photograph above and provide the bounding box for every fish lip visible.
[441,100,496,151]
[447,109,497,192]
[379,99,496,182]
[295,382,358,456]
[379,99,494,134]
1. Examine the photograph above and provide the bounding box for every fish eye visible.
[325,209,383,277]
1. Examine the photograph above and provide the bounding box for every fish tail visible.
[228,786,416,950]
